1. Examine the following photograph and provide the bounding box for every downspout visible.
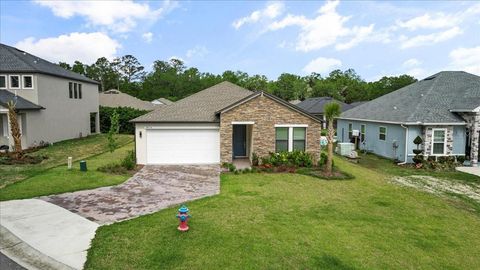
[398,124,408,165]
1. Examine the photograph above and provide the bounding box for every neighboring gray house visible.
[151,97,173,106]
[100,89,158,110]
[337,71,480,166]
[297,97,354,128]
[0,43,100,150]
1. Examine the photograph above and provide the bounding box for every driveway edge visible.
[0,226,75,270]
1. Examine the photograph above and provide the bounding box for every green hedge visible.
[99,106,149,134]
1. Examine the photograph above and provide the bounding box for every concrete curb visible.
[0,226,75,270]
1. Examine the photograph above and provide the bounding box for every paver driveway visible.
[41,165,221,225]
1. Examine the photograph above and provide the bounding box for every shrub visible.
[100,106,150,134]
[252,152,259,166]
[261,151,313,168]
[457,155,466,163]
[318,152,328,166]
[97,163,128,175]
[412,149,423,155]
[121,150,136,170]
[221,162,237,172]
[321,129,328,136]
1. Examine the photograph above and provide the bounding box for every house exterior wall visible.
[459,112,480,165]
[220,95,322,163]
[1,73,39,104]
[20,74,99,148]
[336,119,407,162]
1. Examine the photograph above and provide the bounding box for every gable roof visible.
[0,43,99,85]
[0,90,44,110]
[297,97,353,114]
[132,81,253,122]
[340,71,480,124]
[100,90,157,110]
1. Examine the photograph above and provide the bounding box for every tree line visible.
[60,56,417,104]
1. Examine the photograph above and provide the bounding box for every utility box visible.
[79,160,87,172]
[337,143,355,156]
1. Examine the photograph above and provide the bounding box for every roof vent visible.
[393,106,397,110]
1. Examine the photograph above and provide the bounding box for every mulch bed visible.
[0,153,48,165]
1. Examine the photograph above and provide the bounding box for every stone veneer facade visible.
[459,112,480,165]
[219,94,322,163]
[422,125,454,157]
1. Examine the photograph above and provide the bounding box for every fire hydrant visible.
[176,205,191,232]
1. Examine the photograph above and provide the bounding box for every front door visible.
[233,125,247,157]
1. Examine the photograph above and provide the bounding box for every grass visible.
[0,137,134,201]
[85,157,480,270]
[0,134,132,188]
[355,153,480,183]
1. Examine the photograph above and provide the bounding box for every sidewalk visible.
[456,166,480,177]
[0,199,98,270]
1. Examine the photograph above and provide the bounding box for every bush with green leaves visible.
[261,151,313,168]
[222,162,237,172]
[252,152,259,166]
[412,135,424,164]
[121,150,136,170]
[100,106,149,134]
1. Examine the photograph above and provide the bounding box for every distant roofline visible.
[337,116,466,125]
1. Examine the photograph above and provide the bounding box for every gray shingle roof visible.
[340,71,480,124]
[100,90,158,110]
[297,97,353,114]
[0,43,99,84]
[132,81,253,122]
[152,98,174,105]
[0,90,43,110]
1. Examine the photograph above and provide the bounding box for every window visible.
[360,124,366,142]
[74,83,78,99]
[348,123,353,139]
[432,129,446,155]
[78,84,82,99]
[379,126,387,141]
[22,75,33,89]
[9,75,20,88]
[275,127,289,152]
[69,82,73,98]
[293,127,306,151]
[0,75,6,89]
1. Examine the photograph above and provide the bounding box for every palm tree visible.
[324,102,341,176]
[7,100,23,159]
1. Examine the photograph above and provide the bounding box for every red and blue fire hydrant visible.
[176,205,191,232]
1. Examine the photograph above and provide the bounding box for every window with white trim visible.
[432,129,446,155]
[360,124,366,142]
[275,125,307,152]
[293,127,306,151]
[10,75,20,89]
[348,123,353,139]
[275,127,289,152]
[22,75,33,89]
[379,126,387,141]
[0,75,6,89]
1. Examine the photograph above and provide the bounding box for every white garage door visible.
[146,129,220,164]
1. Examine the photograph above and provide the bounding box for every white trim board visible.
[275,124,308,127]
[232,121,255,125]
[337,117,467,126]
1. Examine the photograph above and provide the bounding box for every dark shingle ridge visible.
[340,71,480,124]
[0,43,99,84]
[297,97,353,114]
[0,90,43,110]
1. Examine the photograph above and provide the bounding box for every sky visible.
[1,0,479,81]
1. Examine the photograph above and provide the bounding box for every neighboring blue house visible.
[336,71,480,166]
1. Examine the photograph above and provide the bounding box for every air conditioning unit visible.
[336,142,355,156]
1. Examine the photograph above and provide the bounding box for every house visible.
[349,101,367,108]
[131,81,322,165]
[0,43,100,149]
[151,97,173,106]
[296,97,354,128]
[100,89,157,110]
[336,71,480,166]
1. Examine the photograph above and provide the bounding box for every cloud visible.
[186,45,209,59]
[142,32,153,43]
[34,0,178,33]
[449,46,480,75]
[402,58,422,68]
[302,57,342,74]
[396,13,460,31]
[233,2,284,29]
[399,27,462,49]
[15,32,120,64]
[266,0,374,51]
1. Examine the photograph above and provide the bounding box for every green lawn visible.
[355,153,480,183]
[0,136,134,201]
[0,134,133,188]
[85,157,480,270]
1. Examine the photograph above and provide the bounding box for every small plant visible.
[412,135,423,165]
[97,163,128,174]
[252,152,259,166]
[107,109,120,153]
[121,150,136,170]
[457,155,466,164]
[318,152,328,166]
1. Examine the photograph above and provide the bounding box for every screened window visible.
[275,127,289,152]
[432,129,446,155]
[379,127,386,141]
[348,123,353,138]
[74,83,78,99]
[69,82,73,98]
[10,75,20,88]
[0,75,6,89]
[78,84,82,99]
[23,75,33,88]
[360,124,366,141]
[293,127,306,151]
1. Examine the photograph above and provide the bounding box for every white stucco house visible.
[0,43,100,150]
